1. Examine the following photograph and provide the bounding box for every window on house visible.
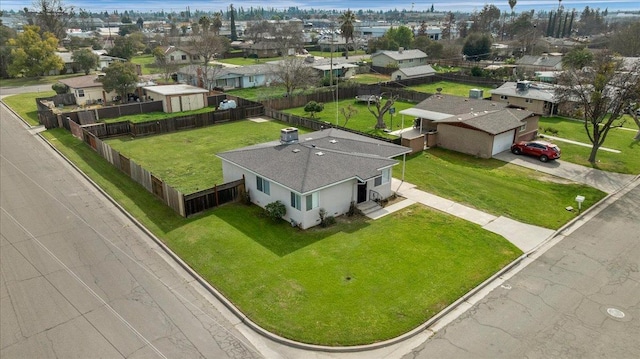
[500,95,508,100]
[170,55,175,61]
[77,89,85,97]
[374,168,391,187]
[525,98,533,103]
[291,192,301,210]
[248,76,255,82]
[519,123,527,132]
[181,55,187,60]
[306,192,319,211]
[256,176,270,195]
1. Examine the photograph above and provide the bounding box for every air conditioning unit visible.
[469,89,484,99]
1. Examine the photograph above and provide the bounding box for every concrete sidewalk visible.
[376,179,555,252]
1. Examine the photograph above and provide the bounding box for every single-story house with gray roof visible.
[435,108,538,158]
[399,94,538,157]
[391,64,436,81]
[371,48,428,69]
[490,81,559,115]
[217,127,411,229]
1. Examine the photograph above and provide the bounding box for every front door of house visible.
[357,180,367,203]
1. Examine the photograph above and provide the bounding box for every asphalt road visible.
[1,101,262,358]
[403,180,640,358]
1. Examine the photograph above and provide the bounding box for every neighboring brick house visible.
[490,81,559,116]
[370,48,428,69]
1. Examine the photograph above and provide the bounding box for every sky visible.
[2,0,640,13]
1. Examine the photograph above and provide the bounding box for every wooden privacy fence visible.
[77,126,244,217]
[61,104,264,138]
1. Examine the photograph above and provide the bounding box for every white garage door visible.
[492,130,515,156]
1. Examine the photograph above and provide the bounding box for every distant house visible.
[164,46,201,64]
[58,74,116,105]
[371,48,428,69]
[51,52,78,75]
[400,94,538,157]
[97,55,126,71]
[515,54,563,73]
[391,64,436,81]
[217,128,411,229]
[176,63,275,90]
[435,108,538,158]
[143,84,209,113]
[490,81,559,116]
[245,41,296,58]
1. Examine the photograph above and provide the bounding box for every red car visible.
[511,140,561,162]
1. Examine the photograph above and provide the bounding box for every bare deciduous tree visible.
[270,57,319,97]
[189,34,230,90]
[556,52,640,163]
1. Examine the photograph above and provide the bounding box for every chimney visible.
[398,47,404,54]
[280,127,299,144]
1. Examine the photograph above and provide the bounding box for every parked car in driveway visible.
[511,140,561,162]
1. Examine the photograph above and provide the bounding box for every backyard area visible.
[104,119,309,193]
[407,80,495,97]
[281,97,416,138]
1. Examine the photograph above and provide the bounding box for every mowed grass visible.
[408,80,495,97]
[40,128,521,345]
[105,120,309,193]
[131,54,162,75]
[539,117,640,174]
[2,91,56,126]
[351,73,391,84]
[282,98,415,138]
[403,148,607,229]
[101,107,215,124]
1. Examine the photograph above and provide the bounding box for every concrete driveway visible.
[493,151,636,194]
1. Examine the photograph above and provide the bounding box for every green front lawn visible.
[351,73,391,84]
[40,128,521,345]
[403,148,607,229]
[540,117,640,174]
[408,80,495,97]
[0,73,83,88]
[282,98,415,138]
[2,91,56,126]
[105,120,310,193]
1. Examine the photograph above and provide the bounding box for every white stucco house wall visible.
[217,128,411,229]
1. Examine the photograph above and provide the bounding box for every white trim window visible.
[525,98,533,103]
[374,168,391,187]
[77,89,85,97]
[291,192,301,210]
[306,192,319,211]
[500,95,508,100]
[256,176,270,195]
[519,123,527,132]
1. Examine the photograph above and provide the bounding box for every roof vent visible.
[292,148,300,153]
[315,151,324,156]
[329,139,337,143]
